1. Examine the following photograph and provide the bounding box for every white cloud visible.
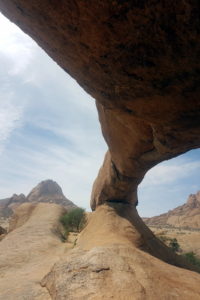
[138,154,200,217]
[0,13,36,75]
[141,159,200,188]
[0,97,23,153]
[0,13,107,209]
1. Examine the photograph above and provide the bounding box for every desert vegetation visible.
[59,208,86,242]
[183,252,200,268]
[157,231,200,270]
[158,234,181,253]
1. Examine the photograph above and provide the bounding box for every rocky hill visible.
[0,194,26,217]
[26,180,76,207]
[144,191,200,228]
[0,180,76,227]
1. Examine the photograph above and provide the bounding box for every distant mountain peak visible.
[186,192,200,208]
[27,180,64,200]
[10,194,26,202]
[144,190,200,229]
[0,180,76,219]
[26,179,76,208]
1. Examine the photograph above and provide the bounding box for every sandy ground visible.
[149,226,200,256]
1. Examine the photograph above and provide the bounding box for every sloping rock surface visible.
[42,204,200,300]
[0,202,67,300]
[144,191,200,228]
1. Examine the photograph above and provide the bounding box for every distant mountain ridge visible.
[0,180,76,219]
[144,191,200,229]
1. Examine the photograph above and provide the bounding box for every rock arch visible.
[1,1,199,211]
[1,1,200,297]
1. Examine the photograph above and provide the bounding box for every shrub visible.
[183,252,200,267]
[158,235,181,253]
[60,208,86,232]
[169,238,180,253]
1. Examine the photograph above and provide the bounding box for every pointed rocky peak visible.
[0,194,26,207]
[10,194,26,203]
[186,192,200,208]
[27,180,63,200]
[0,193,26,219]
[196,191,200,202]
[144,190,200,228]
[27,180,76,208]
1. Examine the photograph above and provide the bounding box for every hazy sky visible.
[0,13,199,216]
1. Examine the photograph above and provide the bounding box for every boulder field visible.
[0,1,200,298]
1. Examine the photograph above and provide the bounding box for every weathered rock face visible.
[0,1,200,209]
[0,194,26,225]
[0,193,26,210]
[42,244,200,300]
[144,191,200,228]
[187,191,200,208]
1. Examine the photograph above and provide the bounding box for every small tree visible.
[169,238,180,253]
[60,208,85,232]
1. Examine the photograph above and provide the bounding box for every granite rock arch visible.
[0,1,200,297]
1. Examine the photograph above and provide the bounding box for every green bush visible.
[60,208,86,232]
[169,238,180,253]
[158,235,181,253]
[183,252,200,267]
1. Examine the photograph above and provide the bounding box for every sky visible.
[0,13,199,216]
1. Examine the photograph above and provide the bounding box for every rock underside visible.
[0,1,200,299]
